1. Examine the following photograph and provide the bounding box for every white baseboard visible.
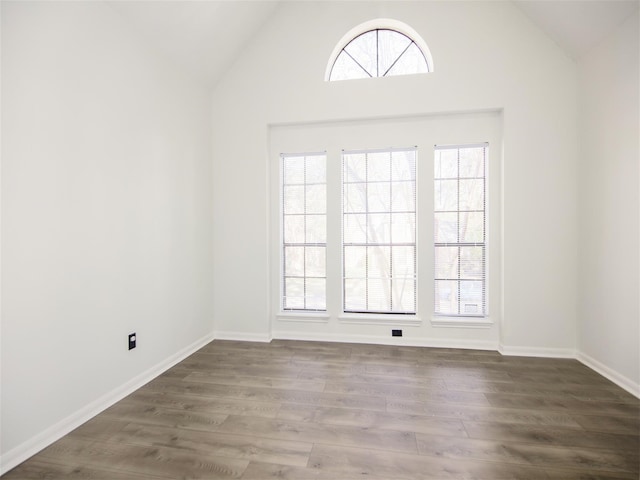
[577,351,640,399]
[498,344,576,358]
[212,330,272,343]
[0,331,216,476]
[273,330,499,351]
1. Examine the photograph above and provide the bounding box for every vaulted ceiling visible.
[108,0,639,88]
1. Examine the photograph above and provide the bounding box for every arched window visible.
[327,19,433,81]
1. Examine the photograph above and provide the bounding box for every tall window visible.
[282,153,327,311]
[343,148,416,314]
[434,144,487,316]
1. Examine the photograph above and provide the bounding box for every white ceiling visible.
[107,0,280,87]
[514,0,639,59]
[108,0,639,87]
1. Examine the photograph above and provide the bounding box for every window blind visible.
[282,153,327,311]
[342,148,417,314]
[434,144,487,316]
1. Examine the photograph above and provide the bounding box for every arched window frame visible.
[325,18,434,82]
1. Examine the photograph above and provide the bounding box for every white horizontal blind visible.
[282,153,327,311]
[342,148,417,314]
[434,144,487,316]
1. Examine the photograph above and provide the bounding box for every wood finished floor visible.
[4,340,639,479]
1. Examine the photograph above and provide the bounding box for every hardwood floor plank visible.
[217,414,418,453]
[570,413,640,434]
[277,403,468,437]
[8,339,638,479]
[36,436,249,479]
[444,378,639,403]
[184,371,326,392]
[101,402,229,431]
[386,399,584,428]
[240,461,321,479]
[121,390,281,418]
[308,443,551,479]
[1,458,166,479]
[485,392,640,416]
[108,423,313,467]
[415,432,638,474]
[297,369,448,389]
[463,421,640,452]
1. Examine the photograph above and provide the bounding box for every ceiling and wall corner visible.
[106,0,281,88]
[106,0,640,87]
[513,0,639,60]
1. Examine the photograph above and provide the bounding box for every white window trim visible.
[431,316,493,328]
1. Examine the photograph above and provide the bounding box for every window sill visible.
[277,312,330,323]
[339,313,422,326]
[431,316,493,328]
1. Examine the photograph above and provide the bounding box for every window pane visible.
[306,155,326,183]
[434,280,458,315]
[392,278,415,311]
[283,156,304,184]
[284,277,304,310]
[434,179,457,212]
[459,148,484,178]
[284,246,304,277]
[459,211,484,243]
[344,182,366,213]
[344,153,366,182]
[306,278,326,310]
[344,279,366,311]
[435,246,458,279]
[392,150,416,181]
[344,245,366,278]
[391,246,415,278]
[378,29,411,76]
[305,246,325,277]
[368,278,391,311]
[460,281,483,314]
[460,246,483,280]
[367,213,391,243]
[459,179,484,211]
[367,152,391,181]
[386,42,428,76]
[369,246,391,278]
[344,213,366,244]
[284,215,304,243]
[330,51,370,81]
[435,149,458,179]
[368,182,390,213]
[283,185,304,214]
[434,212,458,243]
[391,212,415,243]
[391,181,414,212]
[306,184,326,214]
[344,30,377,77]
[306,215,326,243]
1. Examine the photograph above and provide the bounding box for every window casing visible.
[434,144,488,317]
[281,153,327,311]
[342,148,417,314]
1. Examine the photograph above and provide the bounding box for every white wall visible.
[577,11,640,395]
[1,1,214,469]
[211,1,578,352]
